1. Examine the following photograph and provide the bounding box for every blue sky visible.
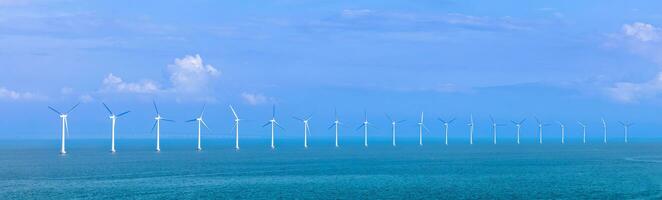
[1,0,662,141]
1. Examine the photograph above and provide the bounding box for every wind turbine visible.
[511,118,526,144]
[601,118,607,144]
[328,109,341,148]
[186,104,210,151]
[48,103,80,154]
[294,114,312,148]
[618,121,633,143]
[418,112,431,146]
[151,101,173,152]
[467,114,475,145]
[102,103,130,153]
[438,117,455,145]
[263,105,284,149]
[557,121,565,144]
[577,121,587,144]
[489,115,505,144]
[229,105,241,150]
[356,110,373,147]
[386,114,405,147]
[535,117,550,144]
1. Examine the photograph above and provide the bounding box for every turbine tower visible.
[356,110,373,147]
[294,114,312,148]
[151,101,173,152]
[186,104,210,151]
[102,103,130,153]
[263,105,283,149]
[577,121,587,144]
[511,118,526,144]
[557,121,565,144]
[489,115,504,144]
[438,117,455,145]
[467,114,475,145]
[535,117,550,144]
[229,105,241,150]
[418,112,430,146]
[327,109,341,148]
[618,121,633,143]
[386,114,405,147]
[601,118,607,144]
[48,103,80,154]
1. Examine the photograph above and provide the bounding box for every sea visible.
[1,138,661,199]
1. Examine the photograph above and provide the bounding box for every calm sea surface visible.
[1,138,661,199]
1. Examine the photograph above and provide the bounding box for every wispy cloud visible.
[100,73,161,94]
[606,22,662,103]
[241,92,271,105]
[0,86,45,100]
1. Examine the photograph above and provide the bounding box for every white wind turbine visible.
[489,115,505,144]
[294,114,312,148]
[418,112,431,146]
[186,104,210,151]
[601,118,607,144]
[328,109,341,148]
[48,103,80,154]
[535,117,551,144]
[263,105,284,149]
[511,118,526,144]
[618,121,633,143]
[102,103,130,153]
[151,101,174,152]
[229,105,241,150]
[467,114,475,145]
[386,114,406,147]
[438,117,455,145]
[557,121,565,144]
[577,121,587,144]
[356,110,374,147]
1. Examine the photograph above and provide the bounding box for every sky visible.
[1,0,662,141]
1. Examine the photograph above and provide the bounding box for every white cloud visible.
[623,22,659,42]
[101,73,160,94]
[241,92,270,105]
[606,22,662,103]
[168,54,220,93]
[0,86,45,100]
[607,73,662,103]
[78,94,94,103]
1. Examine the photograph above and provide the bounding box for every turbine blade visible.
[385,114,394,122]
[276,123,286,130]
[117,111,131,117]
[64,118,70,137]
[437,118,446,123]
[262,122,271,127]
[200,103,207,117]
[48,106,62,115]
[448,118,456,123]
[420,112,424,123]
[66,103,80,114]
[305,114,313,121]
[102,102,113,115]
[153,100,160,114]
[356,124,365,130]
[272,104,276,118]
[520,118,526,124]
[201,120,210,130]
[489,115,495,123]
[293,116,303,121]
[186,119,198,122]
[328,123,336,130]
[397,120,406,123]
[162,119,175,122]
[150,121,157,133]
[229,105,239,119]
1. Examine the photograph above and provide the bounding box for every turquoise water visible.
[1,139,662,199]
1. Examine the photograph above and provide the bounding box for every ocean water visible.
[1,138,662,199]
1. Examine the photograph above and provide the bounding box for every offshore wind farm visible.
[4,1,662,199]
